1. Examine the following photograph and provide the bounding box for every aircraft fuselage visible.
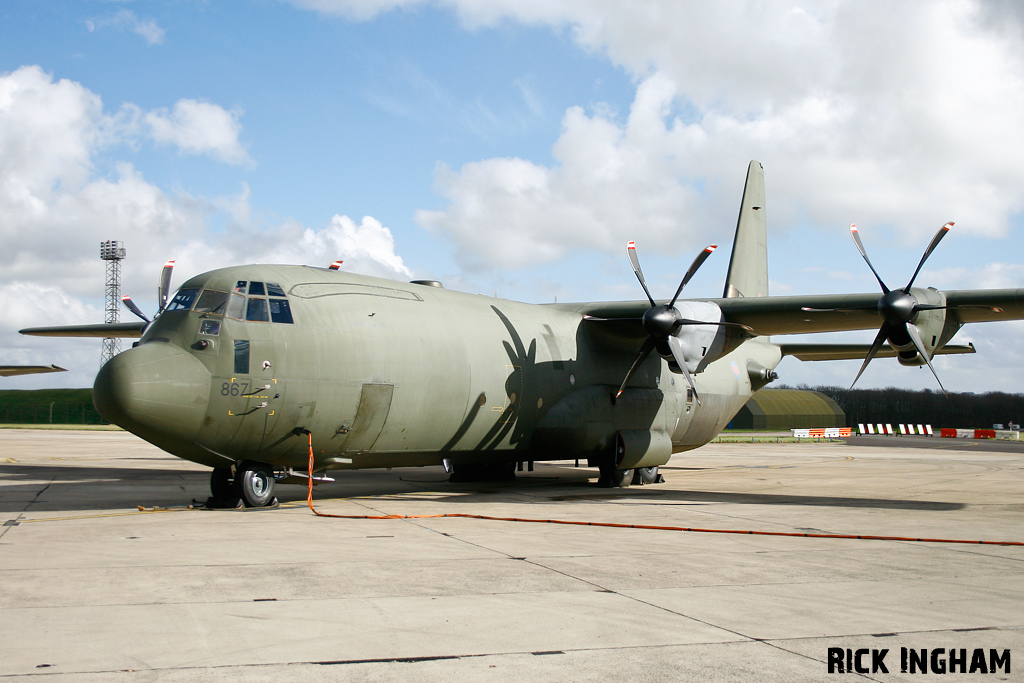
[93,265,781,474]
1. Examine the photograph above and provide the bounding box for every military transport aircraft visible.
[20,161,1023,506]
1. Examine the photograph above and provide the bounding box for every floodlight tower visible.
[99,240,126,367]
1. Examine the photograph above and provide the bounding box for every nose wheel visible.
[235,461,276,507]
[208,461,277,507]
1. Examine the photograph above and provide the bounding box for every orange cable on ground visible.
[304,433,1024,547]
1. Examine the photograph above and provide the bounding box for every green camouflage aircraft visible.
[21,161,1023,506]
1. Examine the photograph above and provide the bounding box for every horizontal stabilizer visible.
[0,364,67,377]
[20,322,146,339]
[780,342,975,362]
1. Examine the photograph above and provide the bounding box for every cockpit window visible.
[269,298,293,323]
[226,293,246,320]
[194,290,229,314]
[165,288,200,311]
[245,297,270,322]
[221,280,294,324]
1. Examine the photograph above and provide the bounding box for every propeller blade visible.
[849,324,890,393]
[626,241,656,307]
[905,322,948,396]
[614,337,656,400]
[669,244,717,307]
[121,295,150,323]
[667,335,700,405]
[903,222,953,293]
[849,224,890,294]
[157,260,175,312]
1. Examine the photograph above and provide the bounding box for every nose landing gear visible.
[208,460,278,508]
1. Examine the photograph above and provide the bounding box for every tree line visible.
[780,385,1023,430]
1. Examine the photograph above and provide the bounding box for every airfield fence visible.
[0,389,105,425]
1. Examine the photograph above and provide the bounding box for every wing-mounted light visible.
[587,241,751,404]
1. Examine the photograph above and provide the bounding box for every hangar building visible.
[730,388,846,430]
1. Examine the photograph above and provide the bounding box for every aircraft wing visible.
[716,289,1024,335]
[942,289,1024,322]
[0,364,67,377]
[559,288,1024,339]
[779,342,976,361]
[19,322,146,338]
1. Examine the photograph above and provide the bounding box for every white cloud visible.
[416,73,701,270]
[1,66,414,387]
[304,1,1024,269]
[145,100,252,165]
[85,9,166,46]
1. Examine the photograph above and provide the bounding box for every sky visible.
[2,0,1024,394]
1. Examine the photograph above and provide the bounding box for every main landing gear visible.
[208,460,278,508]
[597,464,664,488]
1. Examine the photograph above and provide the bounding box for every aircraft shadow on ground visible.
[0,462,964,514]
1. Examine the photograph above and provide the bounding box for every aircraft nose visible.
[94,343,211,447]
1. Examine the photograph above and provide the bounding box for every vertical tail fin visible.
[723,161,768,298]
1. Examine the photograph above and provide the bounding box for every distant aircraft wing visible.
[0,364,67,377]
[19,322,146,338]
[779,342,976,362]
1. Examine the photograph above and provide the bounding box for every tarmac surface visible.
[1,429,1022,682]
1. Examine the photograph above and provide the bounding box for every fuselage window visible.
[194,290,229,314]
[266,282,286,297]
[234,281,247,293]
[166,288,200,311]
[245,297,270,322]
[199,319,221,336]
[248,281,266,296]
[269,298,293,324]
[234,340,250,374]
[226,293,246,320]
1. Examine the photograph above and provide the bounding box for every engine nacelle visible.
[662,301,729,373]
[893,287,961,366]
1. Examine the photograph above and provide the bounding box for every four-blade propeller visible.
[831,223,954,395]
[594,242,750,405]
[122,260,175,325]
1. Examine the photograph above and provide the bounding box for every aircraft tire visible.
[235,461,275,507]
[598,465,633,487]
[210,467,233,499]
[633,466,661,485]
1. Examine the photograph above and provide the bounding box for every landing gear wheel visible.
[234,461,276,507]
[598,465,633,488]
[632,466,663,485]
[210,467,233,499]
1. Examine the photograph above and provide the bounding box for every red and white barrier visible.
[860,423,933,436]
[791,427,853,438]
[939,428,1019,440]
